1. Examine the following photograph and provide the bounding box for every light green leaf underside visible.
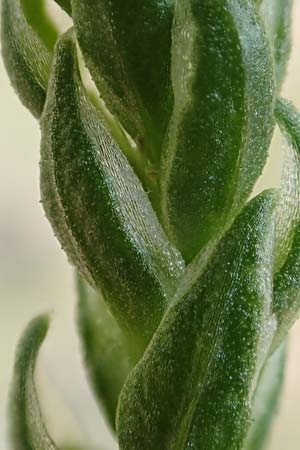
[272,99,300,351]
[1,0,55,117]
[72,0,173,162]
[160,0,275,262]
[117,190,277,450]
[9,315,58,450]
[54,0,72,15]
[21,0,58,50]
[244,341,286,450]
[77,275,134,431]
[40,31,185,347]
[259,0,293,88]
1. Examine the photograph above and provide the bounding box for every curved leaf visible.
[160,0,275,262]
[71,0,173,161]
[260,0,293,88]
[244,341,286,450]
[117,190,277,450]
[1,0,55,117]
[40,31,185,347]
[272,99,300,350]
[20,0,58,50]
[9,315,59,450]
[77,275,134,430]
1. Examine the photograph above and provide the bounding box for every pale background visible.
[0,3,299,450]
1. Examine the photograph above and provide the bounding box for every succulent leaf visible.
[40,31,185,347]
[272,99,300,350]
[117,190,277,450]
[244,341,286,450]
[71,0,173,161]
[9,315,59,450]
[77,275,134,430]
[160,0,275,262]
[1,0,55,117]
[259,0,293,88]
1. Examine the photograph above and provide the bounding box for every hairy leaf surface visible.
[117,191,277,450]
[161,0,275,262]
[272,99,300,350]
[1,0,55,117]
[77,275,134,430]
[9,315,58,450]
[260,0,293,88]
[244,342,286,450]
[71,0,173,161]
[40,32,185,346]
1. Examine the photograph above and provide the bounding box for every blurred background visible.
[0,2,299,450]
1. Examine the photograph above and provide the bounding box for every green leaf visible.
[21,0,58,50]
[160,0,275,262]
[259,0,293,88]
[1,0,55,117]
[9,315,59,450]
[272,99,300,350]
[71,0,173,162]
[272,227,300,350]
[40,31,185,348]
[77,275,134,430]
[117,190,277,450]
[244,341,286,450]
[274,98,300,271]
[54,0,72,15]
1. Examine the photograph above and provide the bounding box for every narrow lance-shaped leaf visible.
[20,0,58,50]
[274,99,300,271]
[160,0,275,262]
[77,275,134,431]
[40,31,185,348]
[259,0,293,88]
[272,99,300,351]
[9,315,59,450]
[244,341,286,450]
[72,0,174,162]
[1,0,56,117]
[117,190,277,450]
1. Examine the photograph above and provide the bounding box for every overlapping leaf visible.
[272,99,300,351]
[1,0,56,117]
[259,0,293,88]
[160,0,275,262]
[244,342,286,450]
[117,190,277,450]
[71,0,173,161]
[9,315,59,450]
[77,275,133,430]
[40,31,185,346]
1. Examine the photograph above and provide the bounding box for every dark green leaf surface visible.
[160,0,275,262]
[77,275,133,430]
[117,190,277,450]
[260,0,293,88]
[9,315,59,450]
[40,32,185,346]
[1,0,54,117]
[54,0,72,15]
[71,0,173,161]
[244,342,286,450]
[272,99,300,350]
